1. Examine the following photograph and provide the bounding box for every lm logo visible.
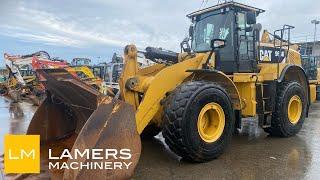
[4,135,40,173]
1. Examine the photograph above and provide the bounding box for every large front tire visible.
[264,81,307,137]
[162,81,235,162]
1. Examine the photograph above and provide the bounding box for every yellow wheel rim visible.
[287,95,302,124]
[197,102,225,143]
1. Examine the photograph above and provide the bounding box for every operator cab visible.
[72,58,91,66]
[187,2,265,74]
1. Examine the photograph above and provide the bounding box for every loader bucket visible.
[27,68,141,179]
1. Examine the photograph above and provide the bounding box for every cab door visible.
[236,12,258,72]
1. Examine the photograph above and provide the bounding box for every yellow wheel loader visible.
[27,2,314,179]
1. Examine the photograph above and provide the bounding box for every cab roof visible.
[187,1,265,18]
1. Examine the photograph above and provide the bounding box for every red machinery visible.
[2,51,70,105]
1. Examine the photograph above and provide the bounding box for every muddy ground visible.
[0,96,319,180]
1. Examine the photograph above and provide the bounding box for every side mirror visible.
[180,37,191,53]
[210,39,226,49]
[189,25,194,39]
[246,11,256,25]
[252,23,262,40]
[252,23,262,32]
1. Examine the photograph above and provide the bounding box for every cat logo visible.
[259,47,285,62]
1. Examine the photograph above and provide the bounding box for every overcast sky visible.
[0,0,319,64]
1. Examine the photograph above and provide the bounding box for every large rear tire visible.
[162,81,235,162]
[264,81,307,137]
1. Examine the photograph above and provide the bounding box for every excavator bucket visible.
[27,68,141,179]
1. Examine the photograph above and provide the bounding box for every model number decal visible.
[259,47,285,62]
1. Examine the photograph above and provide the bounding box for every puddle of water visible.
[0,96,320,180]
[135,103,320,180]
[0,97,37,153]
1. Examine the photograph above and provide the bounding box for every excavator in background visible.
[2,51,69,104]
[0,69,8,89]
[92,52,155,92]
[2,52,109,104]
[66,65,109,94]
[27,2,319,179]
[91,53,124,91]
[71,57,91,66]
[69,57,110,94]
